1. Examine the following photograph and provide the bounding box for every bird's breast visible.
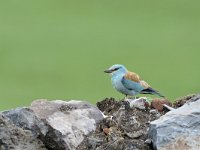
[111,74,138,96]
[111,75,127,92]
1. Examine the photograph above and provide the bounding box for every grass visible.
[0,0,200,110]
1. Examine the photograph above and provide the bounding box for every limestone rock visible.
[81,98,160,150]
[3,107,47,136]
[0,113,46,150]
[30,99,104,150]
[149,95,200,150]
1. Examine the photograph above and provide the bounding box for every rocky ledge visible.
[0,94,199,150]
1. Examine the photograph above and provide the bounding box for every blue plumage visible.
[121,77,144,92]
[104,64,164,97]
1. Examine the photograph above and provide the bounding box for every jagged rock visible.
[148,94,200,150]
[126,97,149,110]
[3,108,48,136]
[0,94,197,150]
[30,99,104,150]
[79,98,160,150]
[0,113,46,150]
[150,99,171,112]
[173,94,196,108]
[1,99,104,150]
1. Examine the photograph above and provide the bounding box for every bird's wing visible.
[140,80,150,89]
[122,71,150,92]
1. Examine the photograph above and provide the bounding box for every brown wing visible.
[124,71,150,89]
[124,71,140,82]
[140,80,150,89]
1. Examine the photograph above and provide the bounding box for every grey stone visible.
[149,96,200,150]
[30,99,104,150]
[84,97,159,150]
[0,113,46,150]
[126,97,148,110]
[3,107,48,136]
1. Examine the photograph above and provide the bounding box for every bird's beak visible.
[104,69,112,73]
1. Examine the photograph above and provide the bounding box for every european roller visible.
[104,64,164,98]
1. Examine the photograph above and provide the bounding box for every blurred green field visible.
[0,0,200,110]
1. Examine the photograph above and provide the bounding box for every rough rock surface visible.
[30,99,104,150]
[172,94,196,108]
[0,94,199,150]
[3,107,48,136]
[0,100,104,150]
[149,94,200,150]
[0,113,46,150]
[78,98,162,150]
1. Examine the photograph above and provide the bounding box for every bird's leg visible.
[120,94,129,110]
[130,95,136,100]
[124,94,128,100]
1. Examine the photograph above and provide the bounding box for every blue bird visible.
[104,64,164,98]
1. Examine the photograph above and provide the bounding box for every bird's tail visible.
[140,87,165,98]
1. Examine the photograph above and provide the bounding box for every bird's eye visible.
[113,67,120,71]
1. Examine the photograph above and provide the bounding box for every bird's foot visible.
[124,95,133,101]
[124,96,137,101]
[124,95,128,101]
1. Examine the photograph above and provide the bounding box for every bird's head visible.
[104,64,127,76]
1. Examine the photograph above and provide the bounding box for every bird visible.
[104,64,164,98]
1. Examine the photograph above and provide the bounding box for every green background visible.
[0,0,199,110]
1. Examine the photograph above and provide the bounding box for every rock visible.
[103,127,110,135]
[30,99,104,150]
[149,109,161,119]
[1,99,104,150]
[3,107,48,136]
[149,94,200,150]
[81,98,160,150]
[0,113,46,150]
[173,94,196,108]
[125,130,144,139]
[96,98,122,115]
[2,94,198,150]
[150,99,171,112]
[87,136,104,149]
[162,104,175,111]
[126,97,149,110]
